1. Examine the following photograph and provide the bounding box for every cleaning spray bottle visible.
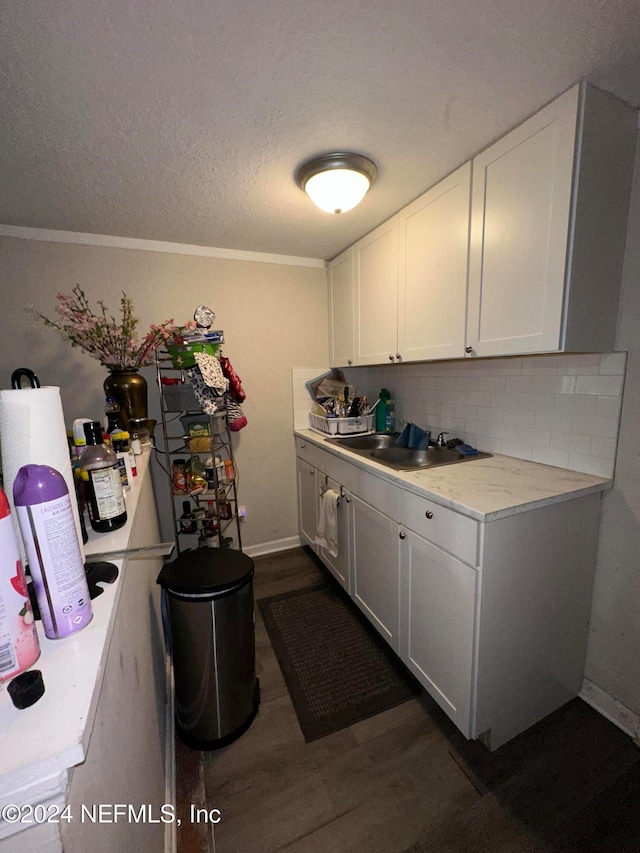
[13,464,93,640]
[0,488,40,680]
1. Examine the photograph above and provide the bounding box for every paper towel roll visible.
[0,386,85,562]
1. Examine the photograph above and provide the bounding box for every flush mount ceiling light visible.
[295,152,378,214]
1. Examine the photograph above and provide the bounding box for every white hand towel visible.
[314,488,340,558]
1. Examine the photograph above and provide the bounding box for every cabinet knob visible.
[345,496,351,503]
[396,353,402,362]
[399,531,406,539]
[425,510,433,519]
[388,354,395,362]
[300,442,305,448]
[310,469,315,475]
[465,346,473,354]
[347,359,353,365]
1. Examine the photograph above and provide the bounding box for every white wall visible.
[0,235,328,552]
[583,133,640,731]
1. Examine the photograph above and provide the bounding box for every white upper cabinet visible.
[398,162,471,362]
[467,84,635,357]
[327,248,355,367]
[354,216,399,366]
[329,82,636,366]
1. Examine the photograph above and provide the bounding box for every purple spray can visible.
[13,464,93,640]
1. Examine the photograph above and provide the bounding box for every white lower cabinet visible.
[296,435,602,750]
[399,529,477,736]
[316,475,351,593]
[349,493,401,653]
[296,456,318,551]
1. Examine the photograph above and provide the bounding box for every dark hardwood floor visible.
[177,547,640,853]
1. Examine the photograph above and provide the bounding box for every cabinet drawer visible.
[401,492,478,566]
[295,436,317,467]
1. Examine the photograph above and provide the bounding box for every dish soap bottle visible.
[375,388,395,433]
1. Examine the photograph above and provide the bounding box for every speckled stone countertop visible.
[295,429,611,522]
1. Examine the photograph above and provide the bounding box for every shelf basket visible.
[162,384,200,412]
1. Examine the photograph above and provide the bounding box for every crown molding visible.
[0,225,326,269]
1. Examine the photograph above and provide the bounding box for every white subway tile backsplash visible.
[518,393,556,412]
[478,376,507,392]
[550,430,592,454]
[568,452,613,477]
[518,426,550,446]
[595,395,623,418]
[570,395,599,415]
[296,352,626,479]
[599,352,627,375]
[571,414,619,439]
[533,410,573,432]
[503,408,534,427]
[590,436,617,459]
[531,447,570,468]
[575,374,625,396]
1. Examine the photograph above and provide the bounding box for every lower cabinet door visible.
[296,457,318,550]
[318,476,351,593]
[350,494,401,652]
[400,529,477,736]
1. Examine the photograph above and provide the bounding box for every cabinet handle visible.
[388,354,395,362]
[399,531,406,539]
[425,510,433,519]
[465,346,473,354]
[396,353,402,362]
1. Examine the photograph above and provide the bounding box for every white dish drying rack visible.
[309,411,375,437]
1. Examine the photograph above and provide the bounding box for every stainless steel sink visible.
[329,433,492,470]
[333,433,400,450]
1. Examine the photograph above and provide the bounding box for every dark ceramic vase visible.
[103,368,148,431]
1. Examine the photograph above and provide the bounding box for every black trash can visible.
[157,548,260,749]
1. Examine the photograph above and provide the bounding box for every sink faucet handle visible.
[436,431,449,447]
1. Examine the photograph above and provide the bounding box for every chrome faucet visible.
[435,431,449,448]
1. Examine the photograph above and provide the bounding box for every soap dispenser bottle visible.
[375,389,395,433]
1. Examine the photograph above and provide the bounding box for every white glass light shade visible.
[304,168,371,214]
[295,153,378,214]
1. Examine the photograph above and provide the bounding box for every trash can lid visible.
[157,548,254,595]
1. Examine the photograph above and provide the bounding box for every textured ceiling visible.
[2,0,640,261]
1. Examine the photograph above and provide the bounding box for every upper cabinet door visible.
[398,162,471,362]
[354,216,399,366]
[467,86,580,357]
[328,248,355,367]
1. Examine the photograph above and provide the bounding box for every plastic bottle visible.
[13,465,93,640]
[72,417,92,455]
[204,456,216,490]
[0,487,41,680]
[179,500,196,534]
[110,430,132,489]
[104,397,124,434]
[80,421,128,533]
[375,389,395,433]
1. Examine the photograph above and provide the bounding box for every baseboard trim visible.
[580,678,640,742]
[243,536,303,558]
